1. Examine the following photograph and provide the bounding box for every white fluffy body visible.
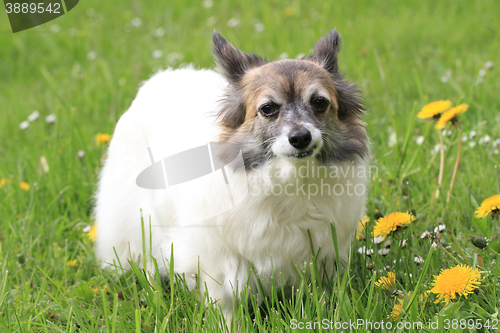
[95,67,369,319]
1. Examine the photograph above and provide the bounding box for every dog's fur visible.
[94,29,369,323]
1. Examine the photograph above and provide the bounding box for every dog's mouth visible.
[289,143,319,159]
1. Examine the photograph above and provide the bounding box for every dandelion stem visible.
[437,241,462,265]
[446,128,462,204]
[436,130,445,199]
[488,246,500,259]
[450,231,472,266]
[495,165,499,193]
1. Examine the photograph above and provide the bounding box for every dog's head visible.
[213,29,368,169]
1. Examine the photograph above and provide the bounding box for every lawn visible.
[1,0,499,332]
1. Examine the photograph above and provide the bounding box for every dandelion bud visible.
[471,236,488,249]
[374,209,384,220]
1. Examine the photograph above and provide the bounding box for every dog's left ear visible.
[212,31,266,84]
[313,29,364,119]
[313,28,341,74]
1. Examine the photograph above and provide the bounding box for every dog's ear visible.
[312,29,364,120]
[212,31,266,84]
[312,28,341,74]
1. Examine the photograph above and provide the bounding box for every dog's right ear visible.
[212,31,266,84]
[312,29,341,74]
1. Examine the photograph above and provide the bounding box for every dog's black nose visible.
[288,128,312,149]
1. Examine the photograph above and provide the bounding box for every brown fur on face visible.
[212,29,368,168]
[241,60,340,122]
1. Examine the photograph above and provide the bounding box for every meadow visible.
[1,0,499,331]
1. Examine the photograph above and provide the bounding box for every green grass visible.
[1,0,500,331]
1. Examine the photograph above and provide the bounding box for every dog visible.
[94,29,369,325]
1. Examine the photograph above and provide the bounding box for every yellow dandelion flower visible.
[284,7,294,16]
[87,224,98,241]
[373,212,414,239]
[356,215,370,240]
[67,260,78,267]
[20,181,30,191]
[388,301,403,321]
[375,272,396,294]
[435,104,469,129]
[417,100,452,119]
[475,194,500,218]
[0,178,5,189]
[95,133,111,146]
[430,264,481,305]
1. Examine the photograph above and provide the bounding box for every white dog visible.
[94,29,369,324]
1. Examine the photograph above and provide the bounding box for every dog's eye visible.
[311,97,329,113]
[259,103,279,117]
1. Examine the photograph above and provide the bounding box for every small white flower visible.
[131,17,142,28]
[39,156,49,174]
[416,136,424,145]
[279,52,289,59]
[87,51,97,61]
[493,139,500,148]
[462,135,468,142]
[357,246,374,256]
[431,144,442,155]
[478,69,486,77]
[50,24,61,34]
[484,61,494,69]
[469,141,477,148]
[153,27,165,37]
[378,248,390,256]
[414,256,424,264]
[440,76,449,83]
[77,150,85,158]
[479,135,491,145]
[45,114,56,123]
[388,131,397,148]
[441,129,452,137]
[152,50,163,59]
[203,0,213,8]
[494,149,499,155]
[373,236,384,244]
[83,225,91,233]
[227,18,240,28]
[20,121,30,130]
[432,241,438,249]
[28,111,40,122]
[420,231,432,239]
[469,130,477,140]
[295,53,305,59]
[434,224,446,233]
[254,23,265,33]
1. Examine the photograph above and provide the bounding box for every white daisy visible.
[45,114,56,123]
[28,111,39,122]
[20,121,30,130]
